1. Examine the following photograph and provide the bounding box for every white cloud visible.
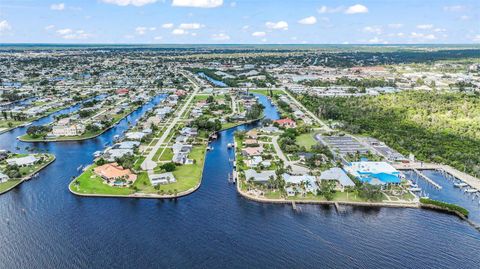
[135,26,148,35]
[317,5,343,14]
[265,21,288,30]
[172,0,223,8]
[388,23,403,29]
[50,3,65,11]
[154,36,162,40]
[162,23,174,29]
[345,4,368,14]
[410,32,436,40]
[298,16,317,25]
[211,33,230,41]
[57,29,92,39]
[472,35,480,42]
[172,28,187,35]
[443,5,466,12]
[460,15,471,21]
[241,25,249,30]
[179,23,204,29]
[252,31,266,37]
[417,24,433,30]
[0,20,11,32]
[56,28,73,35]
[368,37,386,44]
[363,26,382,34]
[433,28,446,33]
[101,0,157,7]
[45,25,55,30]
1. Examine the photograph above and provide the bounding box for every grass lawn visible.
[295,132,317,150]
[249,89,285,97]
[0,180,22,194]
[222,122,241,130]
[159,148,174,161]
[70,165,134,195]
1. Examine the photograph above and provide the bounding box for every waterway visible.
[0,94,479,268]
[197,72,228,87]
[405,170,480,224]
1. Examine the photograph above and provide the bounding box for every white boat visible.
[408,187,422,192]
[113,135,120,141]
[227,143,234,148]
[464,188,478,193]
[76,165,83,171]
[454,182,468,188]
[93,151,102,158]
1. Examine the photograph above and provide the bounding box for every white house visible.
[6,155,38,166]
[149,172,176,186]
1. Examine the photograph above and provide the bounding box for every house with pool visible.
[345,161,402,186]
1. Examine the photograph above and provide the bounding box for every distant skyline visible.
[0,0,479,44]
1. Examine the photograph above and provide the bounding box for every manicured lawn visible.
[295,132,317,150]
[159,148,174,161]
[0,180,22,194]
[70,165,134,195]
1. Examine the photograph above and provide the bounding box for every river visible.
[0,94,479,268]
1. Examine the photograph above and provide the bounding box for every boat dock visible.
[395,162,480,192]
[413,169,442,189]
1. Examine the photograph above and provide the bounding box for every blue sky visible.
[0,0,479,44]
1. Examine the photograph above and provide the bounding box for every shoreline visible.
[18,103,144,143]
[0,154,56,195]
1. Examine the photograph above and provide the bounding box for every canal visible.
[0,94,479,268]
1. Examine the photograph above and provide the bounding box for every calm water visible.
[0,94,479,268]
[197,72,228,87]
[405,170,480,224]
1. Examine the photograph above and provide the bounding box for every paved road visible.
[282,90,332,131]
[272,136,309,174]
[141,71,200,171]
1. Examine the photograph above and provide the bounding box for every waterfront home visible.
[103,148,134,162]
[246,130,258,139]
[282,173,318,194]
[345,161,401,185]
[115,88,129,95]
[319,167,356,192]
[6,155,38,167]
[274,118,296,128]
[149,172,176,186]
[51,124,86,137]
[0,172,9,183]
[241,146,263,157]
[113,141,140,149]
[180,127,198,137]
[172,143,193,164]
[244,169,276,183]
[260,126,280,134]
[243,139,258,146]
[245,156,271,168]
[93,163,137,186]
[125,132,146,141]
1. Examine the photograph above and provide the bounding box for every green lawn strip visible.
[0,180,22,194]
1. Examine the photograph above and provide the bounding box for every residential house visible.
[319,167,355,192]
[93,163,137,187]
[241,146,263,157]
[6,155,38,166]
[274,118,296,128]
[244,169,276,184]
[0,172,9,183]
[149,172,176,186]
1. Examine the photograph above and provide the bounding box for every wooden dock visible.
[413,169,442,189]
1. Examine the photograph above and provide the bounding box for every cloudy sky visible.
[0,0,479,44]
